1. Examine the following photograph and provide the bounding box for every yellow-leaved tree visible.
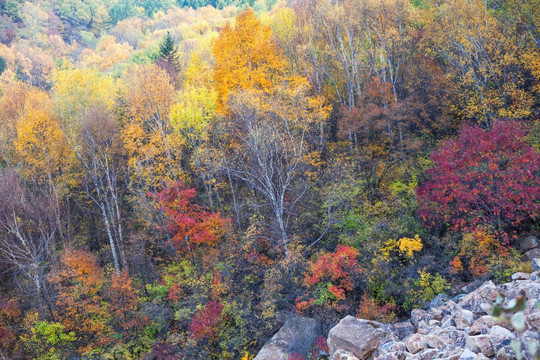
[120,64,189,263]
[53,65,117,126]
[425,0,535,126]
[53,65,126,274]
[169,54,218,206]
[213,8,288,113]
[120,63,183,189]
[15,88,71,187]
[14,87,72,242]
[218,79,329,254]
[0,82,30,165]
[170,53,217,152]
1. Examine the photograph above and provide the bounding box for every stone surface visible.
[430,293,450,309]
[465,336,480,353]
[418,348,437,360]
[441,315,456,329]
[378,353,403,360]
[405,334,426,354]
[253,316,317,360]
[527,310,540,330]
[496,346,516,360]
[333,349,360,360]
[458,281,499,315]
[459,348,476,360]
[411,309,429,330]
[425,334,443,349]
[468,316,495,335]
[390,341,407,353]
[520,236,539,253]
[475,336,495,357]
[328,316,381,360]
[394,322,415,340]
[452,294,466,303]
[489,336,512,354]
[489,325,514,338]
[461,280,485,294]
[335,271,539,360]
[455,308,474,330]
[466,335,495,357]
[430,308,444,321]
[532,258,540,272]
[525,248,540,261]
[511,272,530,281]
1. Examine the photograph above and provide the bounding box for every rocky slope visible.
[328,273,539,360]
[254,239,540,360]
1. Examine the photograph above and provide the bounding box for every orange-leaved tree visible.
[213,8,288,113]
[14,88,70,186]
[450,228,510,280]
[107,272,149,342]
[49,249,112,356]
[0,296,21,358]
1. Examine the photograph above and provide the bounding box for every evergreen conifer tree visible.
[0,56,5,76]
[158,31,179,71]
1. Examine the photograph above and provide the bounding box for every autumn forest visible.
[0,0,539,358]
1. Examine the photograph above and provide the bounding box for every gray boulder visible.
[496,346,516,360]
[459,348,476,360]
[328,315,381,360]
[411,309,430,330]
[254,316,317,360]
[520,236,539,253]
[394,322,415,340]
[455,308,474,330]
[461,280,485,294]
[511,272,530,281]
[405,333,427,354]
[525,248,540,261]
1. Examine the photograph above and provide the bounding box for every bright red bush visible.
[188,301,223,341]
[303,245,362,306]
[314,335,329,354]
[417,121,540,234]
[149,181,230,255]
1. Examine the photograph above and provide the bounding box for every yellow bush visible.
[381,234,423,260]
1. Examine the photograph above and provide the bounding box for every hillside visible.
[0,0,538,359]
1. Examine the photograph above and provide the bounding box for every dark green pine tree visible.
[158,31,180,72]
[0,56,5,76]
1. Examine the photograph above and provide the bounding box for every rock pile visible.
[327,273,540,360]
[253,237,540,360]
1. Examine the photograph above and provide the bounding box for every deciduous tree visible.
[0,170,57,318]
[417,121,540,235]
[53,66,126,274]
[425,0,535,126]
[49,249,112,356]
[149,181,229,260]
[213,8,287,113]
[218,81,328,253]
